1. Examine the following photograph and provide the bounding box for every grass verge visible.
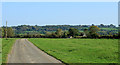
[2,38,17,63]
[0,38,2,64]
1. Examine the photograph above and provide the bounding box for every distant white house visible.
[68,36,73,38]
[83,33,86,37]
[68,33,86,38]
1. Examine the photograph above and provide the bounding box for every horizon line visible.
[1,24,118,27]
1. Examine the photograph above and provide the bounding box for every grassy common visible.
[0,39,2,64]
[28,38,118,63]
[2,38,17,63]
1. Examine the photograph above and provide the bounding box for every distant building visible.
[83,33,86,37]
[69,36,72,38]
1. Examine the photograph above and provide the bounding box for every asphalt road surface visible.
[7,39,63,65]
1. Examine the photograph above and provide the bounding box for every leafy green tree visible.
[89,26,100,38]
[7,27,14,38]
[45,32,52,38]
[118,32,120,38]
[100,24,104,27]
[0,27,2,38]
[55,29,63,38]
[2,28,6,38]
[89,26,100,33]
[51,32,57,38]
[68,28,79,37]
[62,31,68,38]
[84,29,90,37]
[2,27,14,38]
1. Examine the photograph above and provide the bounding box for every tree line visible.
[7,24,118,35]
[1,25,119,39]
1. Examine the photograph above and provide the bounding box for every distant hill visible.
[3,24,118,35]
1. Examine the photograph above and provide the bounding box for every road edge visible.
[27,39,66,65]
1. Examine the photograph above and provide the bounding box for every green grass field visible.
[28,38,118,63]
[0,38,2,64]
[100,28,118,30]
[2,38,17,63]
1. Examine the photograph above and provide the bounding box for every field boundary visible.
[6,39,18,63]
[2,38,17,64]
[27,39,66,65]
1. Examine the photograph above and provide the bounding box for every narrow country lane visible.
[7,39,63,65]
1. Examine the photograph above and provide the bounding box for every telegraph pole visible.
[6,21,7,40]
